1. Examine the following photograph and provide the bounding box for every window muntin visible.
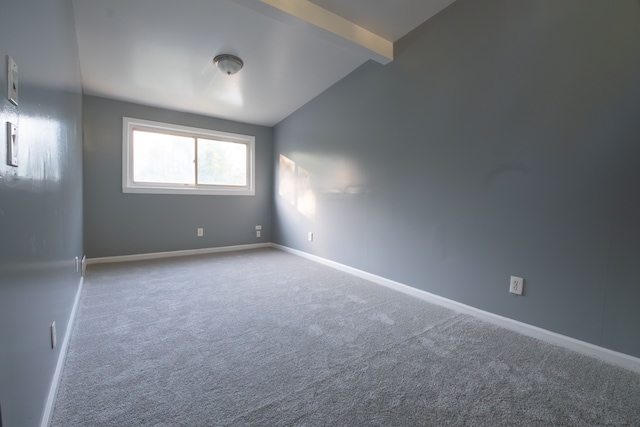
[123,117,255,195]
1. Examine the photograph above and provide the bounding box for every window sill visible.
[122,186,255,196]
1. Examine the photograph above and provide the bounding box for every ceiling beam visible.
[232,0,393,64]
[261,0,393,63]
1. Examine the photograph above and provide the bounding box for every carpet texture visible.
[51,248,640,426]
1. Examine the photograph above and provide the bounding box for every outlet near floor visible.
[509,276,524,295]
[197,228,204,237]
[51,321,57,349]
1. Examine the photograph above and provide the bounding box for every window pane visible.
[197,138,247,186]
[133,130,195,185]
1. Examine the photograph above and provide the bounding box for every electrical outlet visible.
[7,56,18,105]
[509,276,524,295]
[308,232,313,242]
[51,321,57,349]
[197,228,204,237]
[7,122,18,167]
[255,225,262,230]
[256,230,261,238]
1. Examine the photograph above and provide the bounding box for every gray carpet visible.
[51,248,640,426]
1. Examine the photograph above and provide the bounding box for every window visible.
[122,117,255,195]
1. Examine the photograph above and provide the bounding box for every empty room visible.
[1,0,640,426]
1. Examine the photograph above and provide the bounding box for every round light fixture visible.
[214,54,244,75]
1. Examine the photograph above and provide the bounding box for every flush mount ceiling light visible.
[214,54,244,75]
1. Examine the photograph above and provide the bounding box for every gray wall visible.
[83,96,273,258]
[0,0,84,426]
[273,0,640,358]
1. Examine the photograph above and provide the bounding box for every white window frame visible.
[122,117,255,196]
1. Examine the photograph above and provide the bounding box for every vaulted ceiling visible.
[72,0,455,126]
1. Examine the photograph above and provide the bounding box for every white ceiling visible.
[72,0,455,126]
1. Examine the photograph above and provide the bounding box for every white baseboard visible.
[41,276,84,427]
[86,243,272,266]
[272,243,640,374]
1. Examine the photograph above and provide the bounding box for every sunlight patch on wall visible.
[278,154,316,220]
[296,165,316,219]
[290,153,368,196]
[278,153,370,220]
[16,116,62,183]
[279,154,296,205]
[314,156,367,196]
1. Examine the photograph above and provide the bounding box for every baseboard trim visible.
[41,276,84,427]
[86,243,272,266]
[272,243,640,374]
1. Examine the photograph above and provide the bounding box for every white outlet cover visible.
[510,276,524,295]
[7,56,18,106]
[197,228,204,237]
[255,225,262,230]
[308,232,313,241]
